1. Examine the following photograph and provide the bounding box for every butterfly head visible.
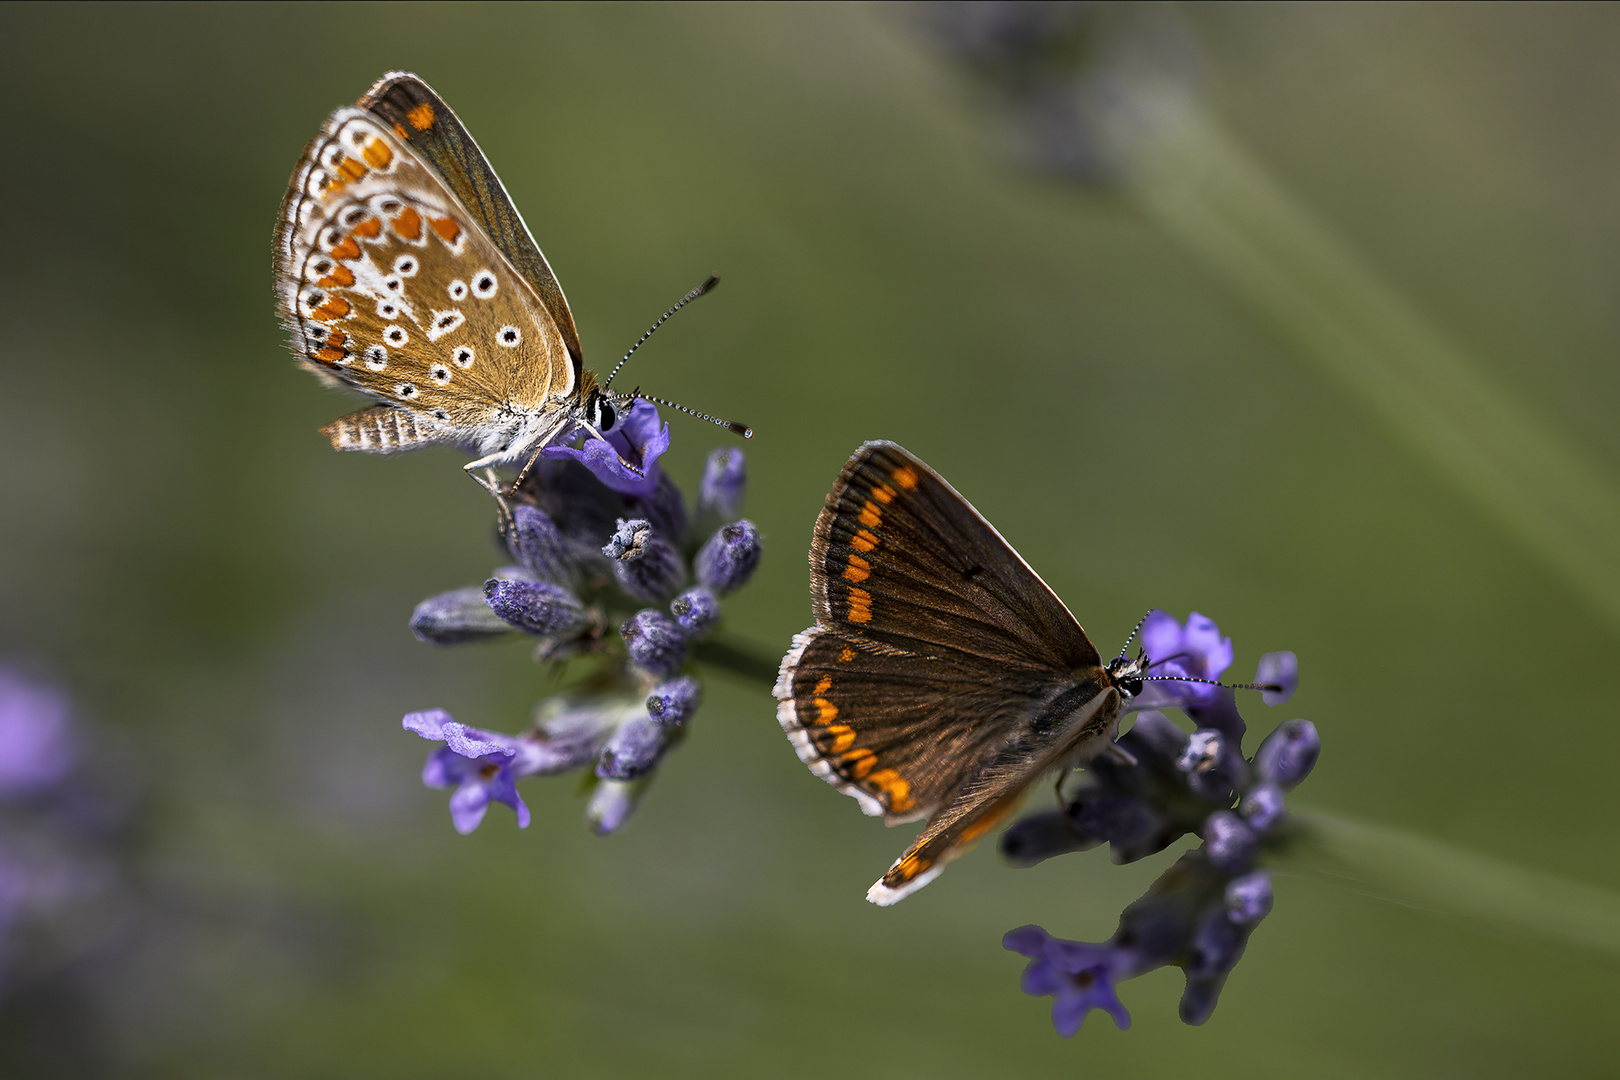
[1107,651,1148,700]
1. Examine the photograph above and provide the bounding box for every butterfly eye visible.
[595,398,616,432]
[497,326,520,347]
[472,272,498,299]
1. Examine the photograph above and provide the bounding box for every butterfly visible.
[273,72,626,498]
[775,441,1149,906]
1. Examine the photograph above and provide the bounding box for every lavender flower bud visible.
[1239,783,1286,832]
[1000,809,1095,866]
[1225,872,1274,926]
[1117,710,1189,770]
[1184,906,1246,981]
[597,715,674,780]
[411,586,517,644]
[1255,651,1299,707]
[646,676,701,728]
[697,447,746,521]
[507,504,572,583]
[695,519,762,594]
[483,578,588,637]
[0,670,76,798]
[1176,729,1248,803]
[669,587,720,637]
[586,778,641,835]
[1252,719,1320,790]
[603,518,685,603]
[1201,811,1257,874]
[1072,792,1157,848]
[620,609,688,678]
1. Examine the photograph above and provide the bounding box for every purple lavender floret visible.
[1004,925,1137,1034]
[403,414,756,837]
[405,709,532,833]
[1001,610,1314,1033]
[541,398,670,496]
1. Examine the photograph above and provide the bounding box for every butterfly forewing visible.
[274,107,575,442]
[812,442,1099,672]
[359,72,585,373]
[777,441,1125,905]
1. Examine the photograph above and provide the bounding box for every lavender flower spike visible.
[404,709,531,833]
[621,609,688,679]
[604,518,686,603]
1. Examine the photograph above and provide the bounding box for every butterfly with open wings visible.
[776,441,1155,905]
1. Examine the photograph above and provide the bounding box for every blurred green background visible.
[2,2,1618,1075]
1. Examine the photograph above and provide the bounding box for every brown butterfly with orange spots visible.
[775,442,1148,905]
[273,72,631,499]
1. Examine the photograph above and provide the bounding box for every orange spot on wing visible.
[842,554,871,583]
[336,156,367,181]
[814,697,838,723]
[352,217,382,239]
[842,749,876,779]
[314,346,345,365]
[822,724,856,753]
[868,769,912,813]
[846,587,873,624]
[312,296,351,321]
[362,139,393,169]
[814,676,832,694]
[858,501,882,528]
[957,801,1018,846]
[892,465,920,490]
[391,206,422,240]
[392,122,409,139]
[837,647,856,662]
[889,851,930,883]
[406,102,435,130]
[851,529,878,553]
[330,237,361,261]
[871,484,896,504]
[317,265,355,288]
[430,217,462,244]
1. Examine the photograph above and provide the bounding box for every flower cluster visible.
[999,611,1315,1031]
[404,401,760,835]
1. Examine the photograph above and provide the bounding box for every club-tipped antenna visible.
[603,274,721,391]
[630,389,752,439]
[1140,674,1285,695]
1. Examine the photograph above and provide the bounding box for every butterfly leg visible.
[463,455,515,534]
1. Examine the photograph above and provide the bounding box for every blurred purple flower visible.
[542,398,669,496]
[1134,610,1234,710]
[404,709,531,834]
[0,670,76,799]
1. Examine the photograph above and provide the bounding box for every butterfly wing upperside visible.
[775,442,1125,905]
[360,72,585,378]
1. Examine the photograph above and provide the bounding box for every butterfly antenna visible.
[630,388,753,438]
[1117,609,1157,659]
[603,274,721,391]
[1141,674,1286,695]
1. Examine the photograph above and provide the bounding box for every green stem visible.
[1124,113,1620,633]
[1270,810,1620,967]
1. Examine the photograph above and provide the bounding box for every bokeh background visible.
[2,2,1618,1076]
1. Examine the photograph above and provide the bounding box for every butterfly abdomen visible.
[322,405,448,454]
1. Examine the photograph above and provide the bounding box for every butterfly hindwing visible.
[360,72,586,375]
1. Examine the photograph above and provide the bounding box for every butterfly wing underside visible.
[273,96,577,454]
[775,442,1121,905]
[360,72,585,375]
